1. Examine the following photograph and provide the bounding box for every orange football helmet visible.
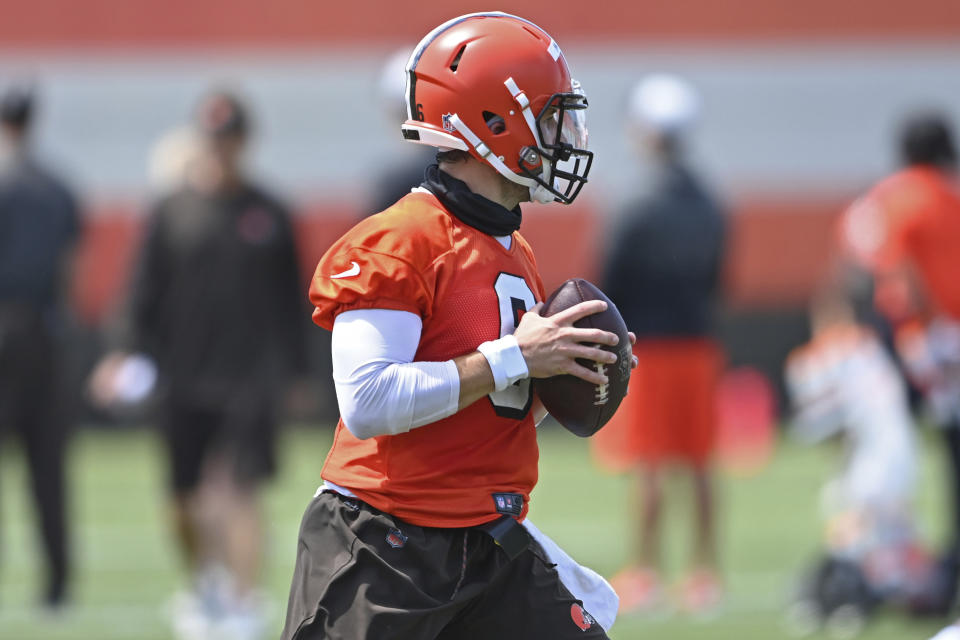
[401,12,592,204]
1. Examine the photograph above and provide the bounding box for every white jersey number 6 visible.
[489,272,537,419]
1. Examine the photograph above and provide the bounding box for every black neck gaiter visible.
[421,164,522,236]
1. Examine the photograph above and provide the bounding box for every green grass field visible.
[0,424,951,639]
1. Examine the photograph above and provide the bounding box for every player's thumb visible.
[518,302,544,325]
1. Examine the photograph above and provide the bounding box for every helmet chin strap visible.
[504,78,556,204]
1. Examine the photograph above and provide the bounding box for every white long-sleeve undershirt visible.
[330,233,522,440]
[331,309,461,439]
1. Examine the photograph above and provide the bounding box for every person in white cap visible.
[628,73,702,142]
[593,74,728,615]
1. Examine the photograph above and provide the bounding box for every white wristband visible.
[477,335,529,391]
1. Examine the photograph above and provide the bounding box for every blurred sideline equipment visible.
[594,73,727,615]
[90,90,307,640]
[0,81,81,608]
[536,278,632,437]
[841,111,960,616]
[282,12,624,640]
[714,367,776,475]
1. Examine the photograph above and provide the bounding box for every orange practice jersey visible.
[310,191,546,528]
[846,167,960,320]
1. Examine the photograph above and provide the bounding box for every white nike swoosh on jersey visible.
[330,261,361,279]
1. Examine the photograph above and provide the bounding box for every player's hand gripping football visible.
[514,301,636,385]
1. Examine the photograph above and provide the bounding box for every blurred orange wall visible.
[2,0,959,46]
[71,199,843,325]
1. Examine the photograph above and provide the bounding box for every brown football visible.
[534,278,632,437]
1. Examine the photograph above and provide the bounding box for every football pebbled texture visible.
[534,278,632,437]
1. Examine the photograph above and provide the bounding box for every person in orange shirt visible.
[280,13,634,640]
[842,112,960,614]
[842,114,960,326]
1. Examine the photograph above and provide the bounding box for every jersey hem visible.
[317,478,529,529]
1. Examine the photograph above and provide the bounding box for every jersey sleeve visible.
[309,203,451,330]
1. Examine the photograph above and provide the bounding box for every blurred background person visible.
[843,112,960,615]
[839,114,960,355]
[594,74,727,615]
[0,82,80,609]
[366,47,436,216]
[783,290,924,636]
[89,89,307,640]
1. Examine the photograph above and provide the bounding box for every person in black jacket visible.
[593,75,726,615]
[0,82,80,609]
[90,90,306,640]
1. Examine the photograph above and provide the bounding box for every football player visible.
[281,12,632,640]
[841,112,960,614]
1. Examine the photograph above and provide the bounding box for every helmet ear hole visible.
[483,111,507,135]
[449,45,467,72]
